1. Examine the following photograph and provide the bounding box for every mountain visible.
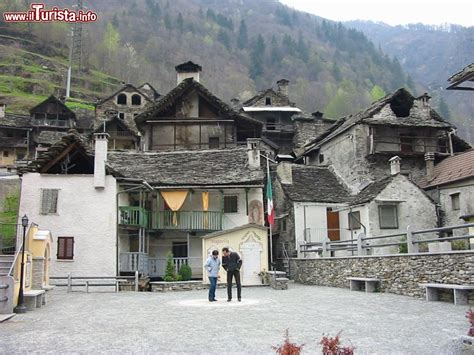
[346,20,474,142]
[0,0,471,144]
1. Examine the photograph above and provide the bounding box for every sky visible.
[279,0,474,27]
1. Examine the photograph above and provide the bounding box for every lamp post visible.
[14,214,29,314]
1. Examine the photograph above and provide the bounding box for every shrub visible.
[399,237,408,253]
[164,252,176,281]
[272,329,304,355]
[319,331,354,355]
[467,309,474,336]
[179,263,192,281]
[452,240,469,251]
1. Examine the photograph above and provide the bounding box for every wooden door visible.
[327,211,340,241]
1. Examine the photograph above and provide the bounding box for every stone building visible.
[447,62,474,91]
[297,88,470,190]
[94,83,159,149]
[135,61,262,151]
[273,157,437,266]
[420,149,474,237]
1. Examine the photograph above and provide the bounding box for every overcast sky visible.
[279,0,474,27]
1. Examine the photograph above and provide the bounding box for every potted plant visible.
[258,269,268,284]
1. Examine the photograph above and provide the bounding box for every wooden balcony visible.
[119,207,223,231]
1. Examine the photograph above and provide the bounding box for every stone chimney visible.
[0,103,5,118]
[417,93,431,107]
[247,138,261,168]
[94,133,109,189]
[175,61,202,84]
[389,156,401,175]
[425,152,435,180]
[276,162,293,185]
[277,79,289,98]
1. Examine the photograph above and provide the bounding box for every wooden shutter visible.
[57,237,74,259]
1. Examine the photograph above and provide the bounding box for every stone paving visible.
[0,283,470,354]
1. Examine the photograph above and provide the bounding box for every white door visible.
[240,242,262,285]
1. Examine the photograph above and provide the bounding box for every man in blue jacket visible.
[204,250,221,302]
[221,247,242,302]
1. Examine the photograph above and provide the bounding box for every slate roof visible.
[299,88,454,157]
[0,113,31,128]
[138,83,160,100]
[242,88,293,107]
[279,165,351,203]
[93,115,139,136]
[35,131,69,145]
[349,176,394,205]
[135,78,262,126]
[419,149,474,189]
[447,63,474,90]
[107,147,264,187]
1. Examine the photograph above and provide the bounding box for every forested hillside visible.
[346,21,474,142]
[0,0,471,142]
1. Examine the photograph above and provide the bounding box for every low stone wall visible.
[150,281,208,292]
[294,251,474,298]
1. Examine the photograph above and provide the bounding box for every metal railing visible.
[300,223,474,257]
[50,272,139,292]
[118,207,223,231]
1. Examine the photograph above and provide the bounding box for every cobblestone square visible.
[0,283,469,354]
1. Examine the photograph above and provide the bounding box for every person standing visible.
[221,247,242,302]
[204,250,221,302]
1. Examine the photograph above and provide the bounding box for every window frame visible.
[223,195,238,213]
[131,94,142,106]
[451,193,460,211]
[40,189,59,215]
[117,93,127,105]
[378,204,399,229]
[348,211,361,230]
[57,236,74,260]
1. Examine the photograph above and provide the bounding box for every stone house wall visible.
[294,251,474,298]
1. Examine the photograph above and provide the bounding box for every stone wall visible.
[294,251,474,298]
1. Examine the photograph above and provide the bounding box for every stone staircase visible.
[0,254,14,276]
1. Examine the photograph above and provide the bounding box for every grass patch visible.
[65,100,95,111]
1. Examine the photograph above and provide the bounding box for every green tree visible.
[103,22,120,54]
[217,29,231,50]
[164,252,176,281]
[237,20,248,49]
[250,35,266,80]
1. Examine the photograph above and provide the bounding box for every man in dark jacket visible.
[221,247,242,302]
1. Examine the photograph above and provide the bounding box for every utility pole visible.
[66,0,84,98]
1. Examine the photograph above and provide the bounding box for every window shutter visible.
[57,237,74,260]
[57,237,65,258]
[41,189,58,214]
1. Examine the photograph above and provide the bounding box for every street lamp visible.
[14,214,29,313]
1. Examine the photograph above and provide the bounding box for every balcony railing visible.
[118,207,223,231]
[119,252,148,274]
[151,211,223,231]
[32,118,73,128]
[119,206,149,228]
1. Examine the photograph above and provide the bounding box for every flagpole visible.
[266,152,273,270]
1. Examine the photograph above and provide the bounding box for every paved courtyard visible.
[0,283,470,354]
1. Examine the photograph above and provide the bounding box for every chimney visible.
[277,79,289,98]
[417,93,431,107]
[276,162,293,185]
[175,61,202,84]
[312,111,324,119]
[0,103,5,118]
[389,156,401,175]
[425,152,435,180]
[94,133,109,189]
[247,138,261,168]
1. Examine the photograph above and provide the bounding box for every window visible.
[224,195,238,213]
[451,193,460,211]
[378,205,398,229]
[57,237,74,260]
[209,137,220,149]
[280,218,287,232]
[348,211,361,230]
[118,112,125,120]
[3,151,8,157]
[41,189,59,214]
[131,94,142,106]
[266,118,276,130]
[265,97,272,106]
[117,93,127,105]
[319,154,324,163]
[399,133,416,153]
[172,242,188,258]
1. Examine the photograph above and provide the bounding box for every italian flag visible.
[267,170,275,225]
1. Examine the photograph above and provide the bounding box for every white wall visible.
[19,173,117,277]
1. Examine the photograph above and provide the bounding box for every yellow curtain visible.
[161,191,188,225]
[202,192,209,228]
